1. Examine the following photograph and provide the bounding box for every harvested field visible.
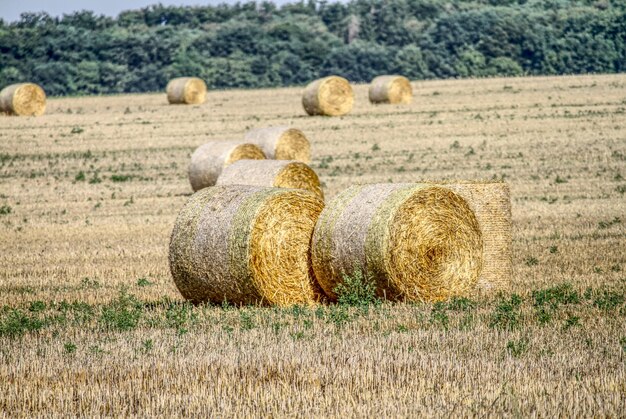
[0,74,625,416]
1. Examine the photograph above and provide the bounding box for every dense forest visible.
[1,0,625,96]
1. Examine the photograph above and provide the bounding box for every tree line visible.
[1,0,625,96]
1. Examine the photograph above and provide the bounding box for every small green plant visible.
[447,296,476,311]
[430,302,449,329]
[506,336,529,357]
[490,294,523,330]
[239,310,255,331]
[0,308,45,338]
[563,315,580,330]
[75,171,86,182]
[28,301,46,312]
[111,174,133,182]
[554,175,568,184]
[141,339,154,353]
[64,342,77,354]
[598,217,621,229]
[549,245,558,254]
[593,290,624,311]
[99,290,142,332]
[396,324,409,333]
[334,270,380,310]
[525,256,539,266]
[165,302,197,335]
[88,173,102,184]
[450,140,460,149]
[0,205,12,215]
[371,143,380,151]
[81,277,100,289]
[136,277,153,287]
[70,126,84,134]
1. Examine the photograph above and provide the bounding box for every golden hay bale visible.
[244,126,311,163]
[188,141,266,192]
[166,77,207,105]
[312,183,483,302]
[0,83,46,116]
[368,75,412,104]
[302,76,354,117]
[169,185,325,306]
[430,181,512,291]
[217,160,324,200]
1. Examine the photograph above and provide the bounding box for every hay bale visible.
[302,76,354,117]
[217,160,324,200]
[244,126,311,163]
[368,75,412,104]
[169,185,325,306]
[188,141,265,192]
[431,181,512,291]
[166,77,207,105]
[312,183,483,302]
[0,83,46,116]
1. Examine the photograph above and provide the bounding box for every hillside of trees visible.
[1,0,625,96]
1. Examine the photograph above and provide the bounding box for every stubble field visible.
[0,74,625,416]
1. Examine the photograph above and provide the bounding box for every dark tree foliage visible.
[0,0,624,96]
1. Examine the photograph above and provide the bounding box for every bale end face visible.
[0,83,46,116]
[302,76,354,117]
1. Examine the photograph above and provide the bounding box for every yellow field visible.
[0,74,625,416]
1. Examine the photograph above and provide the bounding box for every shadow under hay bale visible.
[368,75,413,105]
[0,83,46,116]
[166,77,207,105]
[188,141,265,192]
[217,160,324,200]
[169,185,325,306]
[302,76,354,117]
[244,126,311,163]
[312,183,483,302]
[430,181,512,291]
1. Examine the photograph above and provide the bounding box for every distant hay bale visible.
[244,126,311,163]
[188,141,265,191]
[432,181,512,291]
[169,185,325,306]
[0,83,46,116]
[302,76,354,117]
[312,183,483,302]
[368,75,412,104]
[217,160,324,200]
[166,77,207,105]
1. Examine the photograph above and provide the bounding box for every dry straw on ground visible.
[188,141,265,191]
[302,76,354,116]
[244,126,311,163]
[169,185,325,306]
[430,181,512,290]
[368,75,413,104]
[0,83,46,116]
[217,160,324,200]
[166,77,207,105]
[312,183,483,302]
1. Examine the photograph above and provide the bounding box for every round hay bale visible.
[0,83,46,116]
[166,77,207,105]
[428,181,512,291]
[368,75,412,104]
[312,183,483,302]
[188,141,266,192]
[244,126,311,163]
[217,160,324,200]
[169,185,326,306]
[302,76,354,117]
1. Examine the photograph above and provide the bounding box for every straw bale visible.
[188,141,265,191]
[430,181,512,290]
[302,76,354,116]
[0,83,46,116]
[312,183,483,302]
[217,160,324,200]
[169,185,325,306]
[244,126,311,163]
[166,77,207,105]
[368,75,412,104]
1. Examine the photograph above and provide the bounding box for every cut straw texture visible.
[217,160,324,200]
[0,83,46,116]
[244,126,311,163]
[312,184,483,302]
[169,185,325,306]
[431,181,512,290]
[302,76,354,117]
[368,75,413,104]
[188,141,266,192]
[166,77,207,105]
